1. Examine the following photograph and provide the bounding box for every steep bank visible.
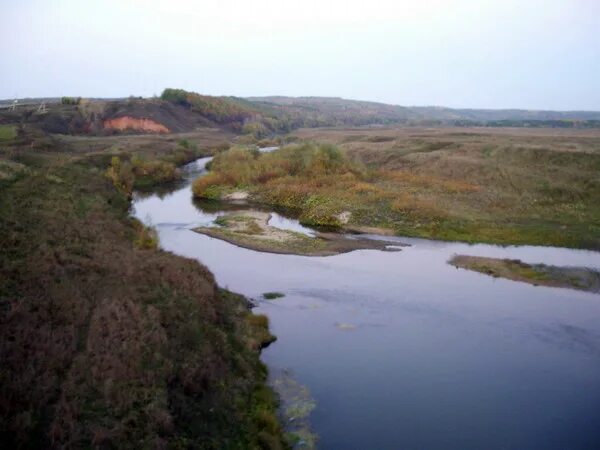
[0,97,219,136]
[0,137,286,448]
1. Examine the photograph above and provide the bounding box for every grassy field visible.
[0,131,287,448]
[193,128,600,249]
[0,125,17,142]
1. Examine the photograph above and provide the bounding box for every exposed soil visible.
[193,210,403,256]
[103,116,170,133]
[0,98,220,136]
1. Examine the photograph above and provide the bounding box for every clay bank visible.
[103,116,170,133]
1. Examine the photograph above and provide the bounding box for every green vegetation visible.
[271,371,318,449]
[104,140,205,194]
[192,143,365,227]
[131,218,159,250]
[215,215,264,235]
[0,124,17,141]
[161,88,509,136]
[263,292,285,300]
[0,159,28,182]
[247,313,277,349]
[61,96,81,105]
[161,88,269,133]
[5,91,598,144]
[249,96,600,129]
[0,132,287,448]
[195,129,600,248]
[449,255,600,293]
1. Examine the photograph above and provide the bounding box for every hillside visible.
[2,90,599,141]
[249,96,600,127]
[0,97,219,136]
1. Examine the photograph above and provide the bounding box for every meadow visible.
[193,127,600,248]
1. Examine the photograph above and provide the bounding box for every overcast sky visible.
[1,0,599,110]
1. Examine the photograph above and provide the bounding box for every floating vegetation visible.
[270,369,318,449]
[263,292,286,300]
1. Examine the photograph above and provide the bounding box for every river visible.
[132,156,600,450]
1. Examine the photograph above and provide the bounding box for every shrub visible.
[131,219,159,250]
[61,96,81,105]
[195,143,363,192]
[299,197,343,227]
[242,121,269,139]
[246,314,276,349]
[105,156,134,194]
[192,172,229,199]
[160,88,190,106]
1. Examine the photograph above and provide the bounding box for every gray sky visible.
[1,0,599,110]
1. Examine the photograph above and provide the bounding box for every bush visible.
[61,96,81,105]
[247,314,276,349]
[242,121,269,139]
[131,218,159,250]
[160,88,190,106]
[196,143,361,192]
[105,156,134,194]
[192,172,229,199]
[132,158,179,184]
[190,143,370,226]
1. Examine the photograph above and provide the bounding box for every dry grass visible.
[193,143,367,227]
[0,133,286,448]
[284,127,600,248]
[192,126,600,248]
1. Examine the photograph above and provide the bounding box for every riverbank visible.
[0,133,287,448]
[194,210,401,256]
[132,137,600,450]
[449,255,600,293]
[192,131,600,249]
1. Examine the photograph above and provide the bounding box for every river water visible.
[133,157,600,450]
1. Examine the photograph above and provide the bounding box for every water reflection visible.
[132,158,600,450]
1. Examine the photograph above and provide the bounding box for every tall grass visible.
[105,153,184,194]
[190,132,600,248]
[200,143,362,185]
[192,143,369,226]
